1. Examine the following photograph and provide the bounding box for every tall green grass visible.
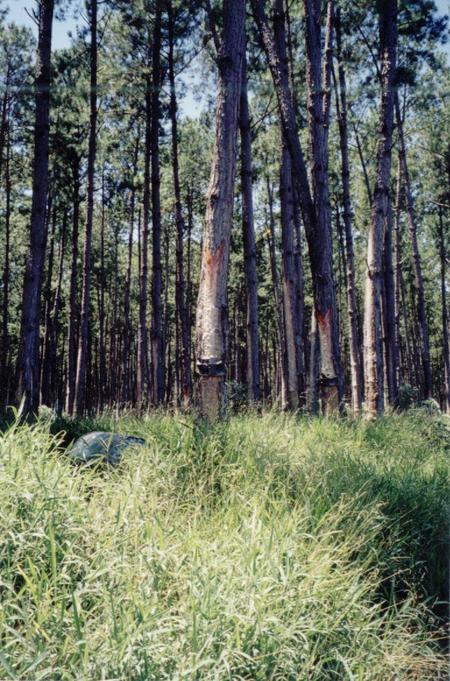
[0,411,448,679]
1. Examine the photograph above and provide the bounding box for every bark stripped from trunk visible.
[17,0,54,419]
[239,50,260,403]
[363,0,397,417]
[195,0,245,422]
[304,0,341,413]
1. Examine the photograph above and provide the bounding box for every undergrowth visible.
[0,411,448,679]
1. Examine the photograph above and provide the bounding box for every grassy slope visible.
[0,411,448,680]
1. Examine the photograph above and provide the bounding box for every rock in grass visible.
[68,432,145,466]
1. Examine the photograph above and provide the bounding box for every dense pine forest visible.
[0,0,448,420]
[0,2,449,678]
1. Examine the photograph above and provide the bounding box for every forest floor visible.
[0,410,449,680]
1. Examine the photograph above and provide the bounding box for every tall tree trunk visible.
[168,2,192,409]
[354,124,373,207]
[393,155,412,386]
[293,207,306,401]
[40,202,57,405]
[363,0,397,417]
[304,0,341,412]
[74,0,97,415]
[437,207,449,413]
[251,0,342,412]
[1,119,11,406]
[195,0,245,422]
[239,50,260,403]
[0,67,9,187]
[333,12,363,413]
[266,177,288,405]
[17,0,54,418]
[383,195,398,404]
[137,68,151,407]
[279,144,300,409]
[395,93,432,399]
[122,136,139,406]
[109,222,119,407]
[49,210,67,407]
[151,1,164,405]
[273,0,301,410]
[97,172,107,411]
[65,158,80,414]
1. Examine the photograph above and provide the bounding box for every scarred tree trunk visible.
[195,0,245,422]
[333,11,363,413]
[251,0,342,413]
[74,0,97,415]
[17,0,54,418]
[168,2,192,409]
[395,93,432,399]
[363,0,397,417]
[304,0,341,412]
[239,50,260,403]
[151,1,165,405]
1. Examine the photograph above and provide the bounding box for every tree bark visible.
[251,0,342,412]
[97,172,106,411]
[239,50,260,403]
[395,93,432,399]
[151,1,165,405]
[437,207,449,413]
[122,135,139,406]
[383,193,398,404]
[168,2,192,409]
[40,202,57,406]
[333,12,363,413]
[363,0,397,417]
[266,177,288,406]
[17,0,54,418]
[65,157,80,414]
[195,0,245,422]
[137,68,151,408]
[1,119,11,406]
[74,0,97,415]
[273,0,301,410]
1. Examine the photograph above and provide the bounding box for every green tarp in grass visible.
[68,431,145,466]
